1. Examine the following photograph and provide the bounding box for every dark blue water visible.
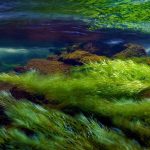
[0,1,150,72]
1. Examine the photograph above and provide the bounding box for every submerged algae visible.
[0,93,143,150]
[0,60,150,149]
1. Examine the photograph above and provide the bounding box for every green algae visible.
[0,60,150,148]
[0,93,142,150]
[15,0,150,33]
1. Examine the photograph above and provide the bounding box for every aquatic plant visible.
[0,93,141,150]
[1,60,150,99]
[129,57,150,65]
[0,60,150,147]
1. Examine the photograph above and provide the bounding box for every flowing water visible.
[0,1,150,72]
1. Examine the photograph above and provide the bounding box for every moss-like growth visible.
[26,59,71,74]
[60,50,107,65]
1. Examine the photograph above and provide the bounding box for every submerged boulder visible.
[82,42,100,54]
[114,43,147,58]
[61,42,124,57]
[14,66,28,73]
[26,59,71,74]
[47,55,59,61]
[61,43,82,53]
[59,50,107,65]
[62,42,101,55]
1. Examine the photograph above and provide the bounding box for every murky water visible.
[0,1,150,72]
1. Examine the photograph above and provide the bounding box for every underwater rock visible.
[26,59,71,74]
[114,43,147,58]
[61,42,122,57]
[62,42,101,55]
[82,42,100,54]
[60,43,82,53]
[14,66,28,73]
[47,55,59,61]
[59,50,107,65]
